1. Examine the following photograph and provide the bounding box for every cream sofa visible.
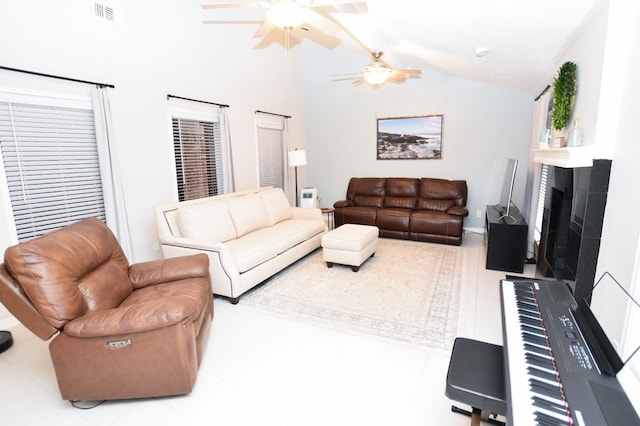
[155,187,326,304]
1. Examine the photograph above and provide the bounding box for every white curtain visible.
[523,88,552,259]
[219,106,235,193]
[91,86,133,260]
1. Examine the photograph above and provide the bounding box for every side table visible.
[321,207,335,230]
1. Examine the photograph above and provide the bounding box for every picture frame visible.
[376,114,443,160]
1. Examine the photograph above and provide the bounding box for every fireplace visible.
[537,159,611,304]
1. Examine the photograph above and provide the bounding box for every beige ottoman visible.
[321,224,379,272]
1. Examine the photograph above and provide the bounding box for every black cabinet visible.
[484,205,528,273]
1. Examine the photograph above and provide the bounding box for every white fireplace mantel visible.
[533,146,594,168]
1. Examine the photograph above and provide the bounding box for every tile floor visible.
[0,232,535,425]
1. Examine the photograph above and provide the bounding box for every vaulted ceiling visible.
[201,0,602,94]
[330,0,601,94]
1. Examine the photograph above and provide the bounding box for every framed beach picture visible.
[376,114,443,159]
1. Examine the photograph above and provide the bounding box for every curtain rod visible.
[0,65,114,88]
[534,84,551,101]
[167,94,229,108]
[255,110,291,119]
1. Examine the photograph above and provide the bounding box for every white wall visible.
[0,0,306,262]
[592,0,640,406]
[301,44,533,230]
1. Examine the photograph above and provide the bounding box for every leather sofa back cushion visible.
[348,178,385,207]
[384,178,419,209]
[227,194,270,237]
[177,201,237,243]
[3,218,132,329]
[420,178,467,206]
[260,188,292,226]
[354,195,384,208]
[417,198,456,211]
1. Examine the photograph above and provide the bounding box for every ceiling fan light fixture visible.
[364,64,392,86]
[267,2,305,31]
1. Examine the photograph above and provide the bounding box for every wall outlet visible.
[476,209,482,218]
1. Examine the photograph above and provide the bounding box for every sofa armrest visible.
[334,200,355,208]
[447,206,469,217]
[158,236,240,281]
[129,254,210,290]
[290,206,323,221]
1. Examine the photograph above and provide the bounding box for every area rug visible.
[242,238,465,350]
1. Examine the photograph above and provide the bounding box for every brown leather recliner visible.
[0,217,213,402]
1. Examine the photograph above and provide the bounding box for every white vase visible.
[566,118,584,147]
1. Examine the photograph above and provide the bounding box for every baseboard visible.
[464,226,484,235]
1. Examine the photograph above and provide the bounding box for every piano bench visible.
[445,337,506,426]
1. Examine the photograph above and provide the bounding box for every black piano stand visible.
[451,406,504,426]
[445,337,506,426]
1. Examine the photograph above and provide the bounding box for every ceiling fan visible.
[333,51,423,87]
[201,0,368,49]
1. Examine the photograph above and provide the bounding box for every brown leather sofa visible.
[334,177,469,245]
[0,217,213,402]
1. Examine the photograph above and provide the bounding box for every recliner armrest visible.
[447,206,469,217]
[64,298,196,337]
[129,254,210,289]
[334,200,355,208]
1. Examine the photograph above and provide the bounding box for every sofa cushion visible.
[259,188,292,226]
[226,194,270,237]
[348,178,385,208]
[419,178,467,206]
[417,198,456,212]
[177,201,237,242]
[225,236,278,273]
[251,219,325,253]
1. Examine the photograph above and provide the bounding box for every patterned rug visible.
[242,238,465,350]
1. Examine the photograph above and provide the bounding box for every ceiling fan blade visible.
[301,9,341,36]
[312,1,368,14]
[253,19,275,38]
[387,74,409,84]
[332,75,362,81]
[395,68,422,76]
[311,8,372,54]
[201,2,263,9]
[297,24,342,49]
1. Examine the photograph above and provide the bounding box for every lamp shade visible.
[288,149,307,167]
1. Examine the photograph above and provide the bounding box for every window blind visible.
[257,125,284,189]
[0,100,105,242]
[172,116,222,201]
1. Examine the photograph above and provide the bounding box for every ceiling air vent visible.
[94,2,123,25]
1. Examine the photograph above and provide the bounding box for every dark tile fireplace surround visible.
[537,159,611,304]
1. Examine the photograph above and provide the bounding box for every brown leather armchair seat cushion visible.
[334,177,468,245]
[0,217,213,402]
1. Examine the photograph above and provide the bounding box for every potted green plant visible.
[551,61,577,131]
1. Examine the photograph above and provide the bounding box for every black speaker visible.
[0,331,12,353]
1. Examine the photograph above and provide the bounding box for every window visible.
[255,114,291,199]
[0,94,105,242]
[256,121,285,189]
[170,102,232,202]
[172,117,221,201]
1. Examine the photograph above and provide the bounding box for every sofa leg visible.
[229,297,240,305]
[326,262,333,268]
[351,265,360,272]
